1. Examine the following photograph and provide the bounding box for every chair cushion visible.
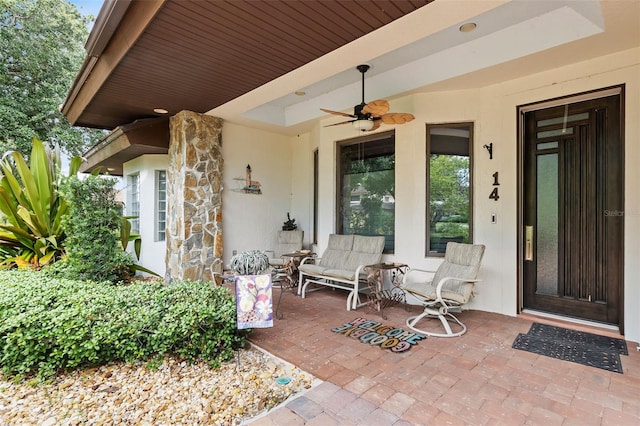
[274,230,304,257]
[298,264,329,276]
[430,242,484,299]
[406,281,473,304]
[322,268,356,281]
[403,242,485,304]
[318,234,354,269]
[344,235,385,271]
[327,234,355,250]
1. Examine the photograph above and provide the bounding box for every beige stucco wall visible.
[290,46,640,342]
[122,154,169,277]
[220,122,302,261]
[126,47,639,343]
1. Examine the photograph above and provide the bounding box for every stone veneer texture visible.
[165,110,223,283]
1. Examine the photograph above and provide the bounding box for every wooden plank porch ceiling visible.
[64,0,431,131]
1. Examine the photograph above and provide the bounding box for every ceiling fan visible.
[321,64,415,132]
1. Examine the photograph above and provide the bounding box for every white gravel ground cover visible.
[0,346,317,425]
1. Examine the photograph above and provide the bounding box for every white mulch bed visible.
[0,346,317,425]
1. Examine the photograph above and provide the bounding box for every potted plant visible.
[229,250,270,275]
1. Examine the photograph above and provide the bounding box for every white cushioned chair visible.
[265,230,304,318]
[267,230,304,269]
[298,234,385,310]
[402,242,485,337]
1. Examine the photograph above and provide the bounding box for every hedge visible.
[0,270,244,379]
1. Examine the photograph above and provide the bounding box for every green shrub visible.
[61,175,133,282]
[434,222,469,239]
[0,270,244,379]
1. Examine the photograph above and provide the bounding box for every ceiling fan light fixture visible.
[353,119,374,131]
[321,64,412,132]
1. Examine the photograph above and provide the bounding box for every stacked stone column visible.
[165,110,223,283]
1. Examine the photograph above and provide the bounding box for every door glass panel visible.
[536,153,558,295]
[537,128,573,138]
[537,141,558,150]
[536,112,589,127]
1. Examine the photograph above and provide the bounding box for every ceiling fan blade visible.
[362,99,389,117]
[324,119,356,127]
[380,112,415,125]
[321,108,356,118]
[370,120,382,131]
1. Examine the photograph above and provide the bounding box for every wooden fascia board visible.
[63,0,166,125]
[84,0,133,57]
[80,130,131,173]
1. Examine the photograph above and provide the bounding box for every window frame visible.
[155,170,167,242]
[336,130,396,254]
[313,149,319,245]
[127,173,140,234]
[425,122,474,257]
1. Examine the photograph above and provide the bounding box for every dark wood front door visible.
[522,92,623,326]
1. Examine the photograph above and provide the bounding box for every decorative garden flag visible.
[236,275,273,329]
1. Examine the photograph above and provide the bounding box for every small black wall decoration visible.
[483,143,493,160]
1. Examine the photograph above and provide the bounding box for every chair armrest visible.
[300,255,318,265]
[354,264,369,278]
[434,276,481,301]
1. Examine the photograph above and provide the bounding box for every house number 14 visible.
[489,172,500,201]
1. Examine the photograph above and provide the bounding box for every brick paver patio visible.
[246,286,640,425]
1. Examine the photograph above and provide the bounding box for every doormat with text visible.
[332,317,425,353]
[512,322,627,374]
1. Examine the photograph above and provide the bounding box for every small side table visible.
[364,263,409,319]
[275,251,314,319]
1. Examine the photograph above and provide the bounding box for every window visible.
[426,123,473,256]
[127,173,140,234]
[338,131,395,253]
[313,149,319,245]
[156,170,167,241]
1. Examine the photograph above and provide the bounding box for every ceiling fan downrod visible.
[356,64,370,116]
[357,64,370,105]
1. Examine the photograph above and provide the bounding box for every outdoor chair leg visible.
[406,307,467,337]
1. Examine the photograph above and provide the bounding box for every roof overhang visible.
[63,0,432,130]
[65,0,640,170]
[79,117,169,176]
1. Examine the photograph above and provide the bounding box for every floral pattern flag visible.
[236,275,273,329]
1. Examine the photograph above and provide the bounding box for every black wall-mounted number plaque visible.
[489,171,500,201]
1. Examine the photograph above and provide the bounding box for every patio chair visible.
[266,230,304,278]
[402,242,485,337]
[265,230,304,318]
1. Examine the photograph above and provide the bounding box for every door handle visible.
[525,226,533,261]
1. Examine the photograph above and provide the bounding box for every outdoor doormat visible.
[512,322,628,373]
[332,317,425,353]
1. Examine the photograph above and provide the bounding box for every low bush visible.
[0,270,244,379]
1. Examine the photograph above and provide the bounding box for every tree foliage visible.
[428,154,470,246]
[341,154,395,248]
[0,0,104,157]
[429,154,470,226]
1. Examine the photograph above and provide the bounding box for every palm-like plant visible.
[0,138,81,268]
